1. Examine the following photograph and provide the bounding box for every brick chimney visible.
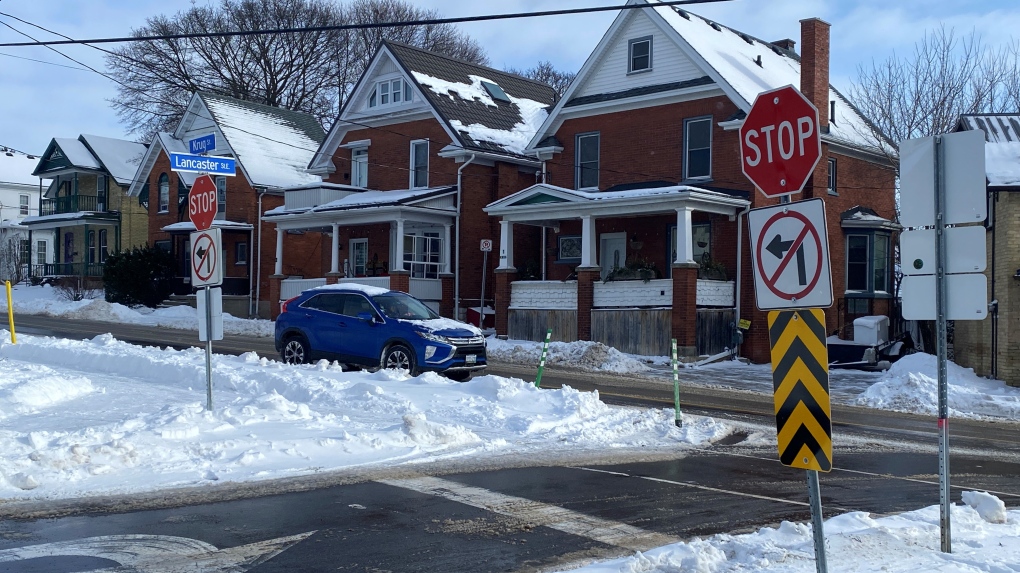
[800,18,830,127]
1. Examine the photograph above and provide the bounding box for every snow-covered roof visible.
[840,206,899,230]
[49,138,101,170]
[385,42,556,157]
[80,134,147,186]
[957,114,1020,189]
[0,151,44,187]
[266,185,455,217]
[198,92,325,189]
[644,2,890,154]
[161,220,254,233]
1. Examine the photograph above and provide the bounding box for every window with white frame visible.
[19,240,29,265]
[402,231,442,279]
[87,230,96,264]
[158,173,169,213]
[97,174,107,211]
[36,240,46,265]
[827,158,837,194]
[215,176,226,220]
[410,140,428,188]
[352,148,368,187]
[99,229,108,263]
[350,238,368,276]
[19,194,29,216]
[575,132,600,189]
[628,36,652,73]
[236,241,248,265]
[369,77,413,108]
[684,117,712,180]
[846,233,891,295]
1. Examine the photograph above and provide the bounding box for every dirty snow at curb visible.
[855,353,1020,420]
[0,331,743,500]
[559,494,1020,573]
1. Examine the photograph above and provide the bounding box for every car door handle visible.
[338,321,348,327]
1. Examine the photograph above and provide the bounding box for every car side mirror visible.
[357,312,375,323]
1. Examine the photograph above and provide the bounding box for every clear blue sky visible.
[2,0,1019,155]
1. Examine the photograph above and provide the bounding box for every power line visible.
[0,1,729,48]
[0,51,89,70]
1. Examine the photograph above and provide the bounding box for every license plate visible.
[466,354,476,364]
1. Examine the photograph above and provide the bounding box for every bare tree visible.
[0,234,28,285]
[105,0,488,139]
[849,26,1020,162]
[505,60,576,96]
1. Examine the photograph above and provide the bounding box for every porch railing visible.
[281,278,327,301]
[281,276,442,306]
[40,195,102,216]
[44,262,104,277]
[510,279,735,309]
[510,281,578,309]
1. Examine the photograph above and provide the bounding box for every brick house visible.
[23,134,148,280]
[127,92,324,317]
[486,0,898,362]
[951,114,1020,387]
[263,41,556,319]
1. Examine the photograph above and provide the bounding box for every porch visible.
[484,183,750,357]
[507,278,737,356]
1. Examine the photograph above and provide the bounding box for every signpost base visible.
[807,469,829,573]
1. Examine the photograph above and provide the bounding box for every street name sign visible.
[768,309,832,472]
[170,152,236,176]
[748,198,833,310]
[740,85,822,199]
[190,228,223,288]
[189,175,219,232]
[188,133,216,155]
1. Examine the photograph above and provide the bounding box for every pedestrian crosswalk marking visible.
[768,309,832,472]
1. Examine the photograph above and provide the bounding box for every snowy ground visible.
[560,495,1020,573]
[0,329,753,501]
[5,284,1020,421]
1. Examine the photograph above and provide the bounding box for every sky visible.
[1,1,1020,156]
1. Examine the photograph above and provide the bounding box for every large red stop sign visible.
[189,174,218,231]
[740,85,822,198]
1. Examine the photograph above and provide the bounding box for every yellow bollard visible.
[5,280,14,344]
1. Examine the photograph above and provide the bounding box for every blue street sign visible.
[188,133,216,154]
[170,152,236,176]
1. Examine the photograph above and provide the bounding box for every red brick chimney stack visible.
[800,18,830,127]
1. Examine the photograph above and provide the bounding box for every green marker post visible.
[535,328,552,388]
[672,338,682,427]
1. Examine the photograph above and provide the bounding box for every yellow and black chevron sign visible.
[768,309,832,472]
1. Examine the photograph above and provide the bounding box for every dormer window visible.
[628,37,652,73]
[369,78,413,108]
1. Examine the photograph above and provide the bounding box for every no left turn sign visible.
[748,198,832,310]
[190,228,223,287]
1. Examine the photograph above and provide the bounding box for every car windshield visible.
[372,292,438,320]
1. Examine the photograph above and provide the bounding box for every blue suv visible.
[274,284,486,380]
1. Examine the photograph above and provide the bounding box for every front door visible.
[599,232,626,280]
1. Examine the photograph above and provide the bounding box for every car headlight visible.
[416,331,450,344]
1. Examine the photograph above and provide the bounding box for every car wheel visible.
[444,370,472,382]
[281,336,310,364]
[381,344,417,375]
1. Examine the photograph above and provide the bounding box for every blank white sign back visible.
[899,130,987,229]
[900,226,987,276]
[901,274,987,320]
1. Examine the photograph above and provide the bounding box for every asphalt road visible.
[4,313,1019,572]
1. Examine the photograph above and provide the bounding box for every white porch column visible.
[274,228,284,275]
[330,223,340,274]
[580,215,596,267]
[675,206,696,264]
[392,219,405,272]
[497,220,514,270]
[443,223,452,274]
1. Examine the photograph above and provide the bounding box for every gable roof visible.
[530,0,892,156]
[386,42,557,158]
[957,114,1020,189]
[196,92,325,189]
[32,135,146,186]
[0,150,45,188]
[127,133,199,197]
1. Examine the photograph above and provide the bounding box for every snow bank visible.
[561,495,1020,573]
[486,337,657,374]
[855,353,1020,420]
[0,332,740,500]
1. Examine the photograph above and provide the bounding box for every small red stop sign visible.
[740,85,822,198]
[189,174,218,231]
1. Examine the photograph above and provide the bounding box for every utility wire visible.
[0,1,728,48]
[0,51,89,70]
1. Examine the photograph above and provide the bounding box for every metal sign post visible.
[205,285,213,411]
[479,239,493,328]
[933,136,952,553]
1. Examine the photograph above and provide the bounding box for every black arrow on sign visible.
[196,244,212,274]
[765,234,807,286]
